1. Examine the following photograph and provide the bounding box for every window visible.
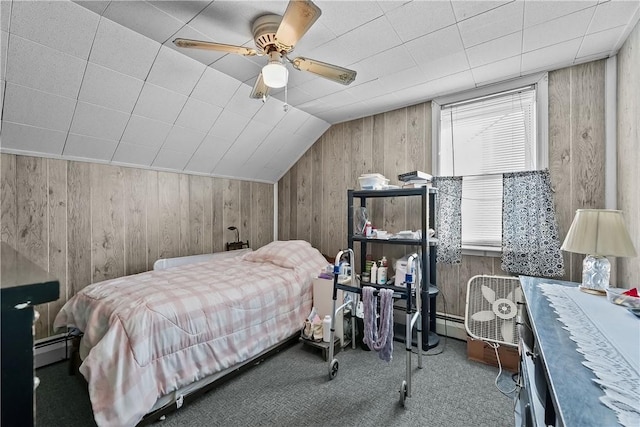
[434,76,547,251]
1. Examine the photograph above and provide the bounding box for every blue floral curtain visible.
[432,177,462,264]
[502,169,564,277]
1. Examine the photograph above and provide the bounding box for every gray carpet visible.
[36,338,517,427]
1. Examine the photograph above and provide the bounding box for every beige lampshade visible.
[561,209,637,257]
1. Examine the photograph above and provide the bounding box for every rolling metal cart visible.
[326,249,424,407]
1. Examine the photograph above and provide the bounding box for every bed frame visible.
[68,332,300,425]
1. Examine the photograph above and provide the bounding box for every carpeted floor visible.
[36,337,517,427]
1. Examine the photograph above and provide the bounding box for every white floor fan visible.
[465,275,523,394]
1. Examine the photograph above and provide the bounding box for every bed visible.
[54,240,328,427]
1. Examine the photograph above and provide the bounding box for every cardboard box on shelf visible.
[467,337,519,372]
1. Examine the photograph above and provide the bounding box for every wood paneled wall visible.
[0,154,274,339]
[279,59,611,318]
[617,20,640,287]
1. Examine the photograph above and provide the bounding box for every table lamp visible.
[561,209,637,294]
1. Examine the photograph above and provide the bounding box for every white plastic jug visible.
[322,315,332,342]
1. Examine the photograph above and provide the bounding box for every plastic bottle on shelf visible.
[322,315,332,342]
[370,261,378,285]
[377,262,387,285]
[381,256,388,267]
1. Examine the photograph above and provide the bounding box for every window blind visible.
[440,87,537,248]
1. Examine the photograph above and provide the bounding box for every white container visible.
[322,315,332,342]
[371,262,378,285]
[358,173,389,190]
[377,266,387,285]
[395,256,417,288]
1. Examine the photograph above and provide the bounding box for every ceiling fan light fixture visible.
[262,51,288,88]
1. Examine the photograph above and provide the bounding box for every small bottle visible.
[377,264,387,285]
[381,256,388,267]
[322,315,332,342]
[364,220,372,237]
[370,262,378,285]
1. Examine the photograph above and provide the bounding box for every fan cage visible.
[464,275,522,347]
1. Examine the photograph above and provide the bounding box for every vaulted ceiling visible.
[1,1,638,182]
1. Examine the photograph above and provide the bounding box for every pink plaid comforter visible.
[54,256,319,426]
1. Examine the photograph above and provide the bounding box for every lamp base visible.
[580,254,610,295]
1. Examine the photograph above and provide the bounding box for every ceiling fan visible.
[173,0,357,100]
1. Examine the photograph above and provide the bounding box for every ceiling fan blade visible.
[173,38,257,57]
[275,0,321,52]
[250,73,270,99]
[291,57,356,85]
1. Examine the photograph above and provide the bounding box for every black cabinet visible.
[1,243,59,427]
[347,187,438,351]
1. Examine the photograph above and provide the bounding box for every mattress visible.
[54,240,328,427]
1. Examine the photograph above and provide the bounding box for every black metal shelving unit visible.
[347,187,439,351]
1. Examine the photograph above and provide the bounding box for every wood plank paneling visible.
[617,21,640,287]
[91,164,124,283]
[295,150,312,243]
[67,161,91,295]
[146,171,159,270]
[223,179,240,246]
[47,159,67,335]
[189,175,205,255]
[212,178,224,253]
[548,68,573,281]
[179,174,190,256]
[240,180,251,246]
[251,182,273,248]
[16,156,48,339]
[124,168,147,275]
[203,177,213,254]
[310,142,323,251]
[1,153,17,247]
[158,172,180,259]
[278,171,290,241]
[288,164,298,239]
[322,125,345,257]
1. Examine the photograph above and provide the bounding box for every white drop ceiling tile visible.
[197,134,235,166]
[252,97,290,126]
[73,1,110,16]
[1,0,12,32]
[224,84,264,118]
[184,154,217,175]
[188,1,259,48]
[103,1,184,44]
[167,25,226,65]
[1,31,8,81]
[152,148,192,170]
[276,107,312,134]
[148,1,211,24]
[78,63,144,113]
[63,133,118,161]
[457,1,525,48]
[406,25,465,68]
[121,115,172,148]
[162,126,206,153]
[346,79,385,102]
[588,0,640,34]
[421,51,470,82]
[211,54,263,86]
[112,142,158,167]
[294,77,345,100]
[90,18,160,80]
[294,115,330,139]
[175,98,222,133]
[523,8,594,52]
[0,79,4,115]
[471,56,522,86]
[211,157,246,178]
[191,67,242,107]
[577,26,626,58]
[270,85,315,106]
[377,66,434,94]
[377,1,407,14]
[352,45,417,83]
[10,1,99,60]
[337,16,404,64]
[146,46,206,96]
[317,90,359,109]
[314,1,383,37]
[521,38,583,74]
[5,35,86,99]
[208,109,251,140]
[386,0,456,42]
[291,21,336,52]
[227,121,273,157]
[133,83,188,123]
[524,1,597,28]
[295,99,332,116]
[466,31,523,68]
[0,122,67,155]
[451,1,512,22]
[315,101,370,124]
[70,102,130,141]
[3,83,76,132]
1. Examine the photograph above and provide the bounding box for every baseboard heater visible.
[34,334,71,368]
[434,313,467,341]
